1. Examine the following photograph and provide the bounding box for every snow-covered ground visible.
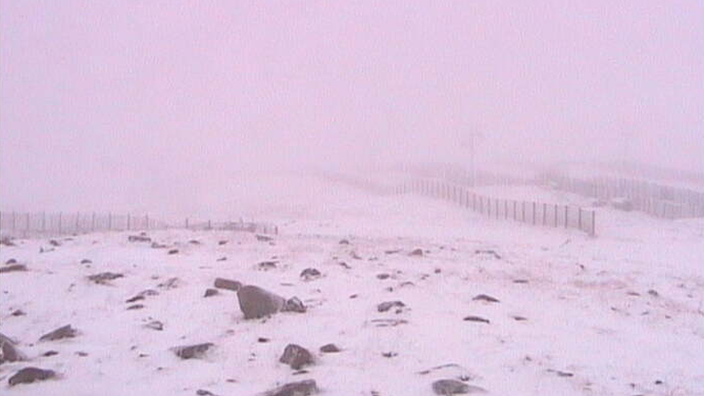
[1,180,703,396]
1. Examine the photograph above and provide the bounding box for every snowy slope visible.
[1,182,703,396]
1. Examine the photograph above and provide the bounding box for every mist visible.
[1,0,703,216]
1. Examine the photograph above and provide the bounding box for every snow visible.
[1,181,703,396]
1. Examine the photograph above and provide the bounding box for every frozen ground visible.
[1,180,703,396]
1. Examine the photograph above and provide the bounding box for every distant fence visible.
[0,212,277,239]
[545,173,704,219]
[394,178,596,236]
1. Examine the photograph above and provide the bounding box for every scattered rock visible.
[434,268,442,274]
[376,273,390,280]
[126,304,144,310]
[382,351,398,358]
[11,309,25,316]
[214,278,242,291]
[409,248,424,256]
[237,285,287,319]
[279,344,314,370]
[475,249,501,259]
[196,390,216,396]
[42,350,59,357]
[216,256,227,262]
[1,332,25,364]
[172,343,214,359]
[218,240,228,245]
[49,239,61,247]
[125,295,145,303]
[320,344,341,353]
[648,289,659,297]
[377,301,406,313]
[339,239,350,245]
[157,277,180,290]
[370,318,407,327]
[128,235,152,243]
[283,297,307,313]
[0,237,15,246]
[0,264,27,274]
[188,240,200,245]
[264,379,318,396]
[144,320,164,331]
[87,272,123,285]
[39,325,78,342]
[167,249,179,255]
[300,268,321,281]
[151,242,167,249]
[204,288,219,297]
[5,258,17,264]
[384,249,401,254]
[80,259,92,264]
[513,279,529,284]
[511,316,528,321]
[257,337,270,343]
[432,379,487,395]
[8,367,56,386]
[463,316,490,324]
[472,294,500,303]
[256,234,273,242]
[258,261,278,270]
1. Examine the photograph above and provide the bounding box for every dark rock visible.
[258,261,278,270]
[42,350,59,357]
[0,264,27,274]
[434,268,442,274]
[432,379,487,395]
[475,249,501,259]
[648,289,659,297]
[157,277,180,290]
[377,301,406,313]
[339,239,350,245]
[409,248,424,256]
[216,256,227,262]
[128,235,152,243]
[5,258,17,264]
[300,268,321,281]
[376,273,390,280]
[264,379,318,396]
[39,325,78,342]
[8,367,56,386]
[472,294,500,303]
[196,390,215,396]
[204,288,219,297]
[463,316,490,324]
[218,240,228,245]
[151,242,167,249]
[512,316,527,321]
[87,272,123,284]
[188,240,200,245]
[237,285,286,319]
[1,332,25,364]
[0,237,15,246]
[513,279,529,284]
[80,259,92,264]
[282,297,306,313]
[257,337,270,343]
[126,304,144,310]
[11,309,25,316]
[279,344,314,370]
[145,320,164,331]
[125,295,145,303]
[172,343,214,359]
[49,239,61,247]
[214,278,242,291]
[320,343,341,353]
[256,234,273,242]
[384,249,401,254]
[167,249,179,255]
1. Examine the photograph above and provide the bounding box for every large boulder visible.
[279,344,314,370]
[0,333,25,364]
[39,325,78,342]
[237,285,286,319]
[8,367,56,386]
[214,278,242,291]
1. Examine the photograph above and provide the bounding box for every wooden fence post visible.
[76,212,80,232]
[42,212,46,232]
[554,204,558,227]
[542,203,547,225]
[591,211,596,236]
[532,202,536,225]
[564,206,569,228]
[578,208,582,231]
[59,212,63,233]
[521,201,526,222]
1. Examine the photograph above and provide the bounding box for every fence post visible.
[591,211,596,236]
[42,212,46,233]
[532,202,536,225]
[513,201,517,220]
[59,212,63,234]
[76,212,80,233]
[554,204,558,227]
[12,211,16,232]
[108,213,112,231]
[26,213,30,232]
[487,198,491,217]
[542,203,547,225]
[578,208,582,231]
[505,200,508,219]
[521,201,526,222]
[185,218,189,229]
[564,206,569,228]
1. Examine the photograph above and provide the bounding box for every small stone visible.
[0,264,28,274]
[376,273,390,280]
[258,261,278,270]
[204,288,219,297]
[157,277,180,289]
[8,367,56,386]
[339,239,350,245]
[196,390,215,396]
[214,278,242,291]
[320,343,341,353]
[168,249,179,255]
[282,297,306,313]
[475,249,501,259]
[80,259,92,264]
[189,240,200,245]
[128,235,152,242]
[409,248,424,256]
[377,301,406,313]
[5,258,17,264]
[300,268,321,281]
[125,295,145,303]
[11,309,25,316]
[87,272,123,284]
[256,234,273,242]
[648,289,659,297]
[42,350,59,357]
[264,379,318,396]
[463,316,490,324]
[432,379,487,395]
[216,256,227,262]
[39,325,78,342]
[172,343,214,359]
[218,240,228,245]
[49,239,61,247]
[279,344,314,370]
[126,304,144,310]
[472,294,500,303]
[257,337,270,343]
[144,320,164,331]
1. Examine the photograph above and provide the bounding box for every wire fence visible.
[545,173,704,219]
[0,212,278,239]
[393,178,596,236]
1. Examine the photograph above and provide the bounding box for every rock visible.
[0,264,27,274]
[125,295,145,303]
[42,350,59,357]
[196,390,216,396]
[320,343,341,353]
[432,379,487,395]
[49,239,61,247]
[39,325,78,342]
[8,367,56,386]
[167,249,179,255]
[218,240,228,245]
[237,285,286,319]
[80,259,92,264]
[5,258,17,264]
[474,249,501,259]
[258,261,278,270]
[151,242,167,249]
[128,235,152,243]
[214,278,242,291]
[409,248,424,256]
[144,320,164,331]
[11,309,25,316]
[87,272,123,284]
[279,344,314,370]
[0,333,25,364]
[376,273,390,280]
[339,239,350,245]
[282,297,306,313]
[264,379,318,396]
[126,304,144,310]
[0,237,15,246]
[256,234,273,242]
[377,301,406,313]
[204,288,219,297]
[300,268,321,281]
[217,256,227,262]
[157,277,180,290]
[172,343,214,359]
[463,316,490,324]
[258,337,270,343]
[188,240,200,245]
[472,294,500,303]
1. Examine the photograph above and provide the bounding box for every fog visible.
[1,1,703,216]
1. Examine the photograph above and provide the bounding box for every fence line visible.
[393,178,596,236]
[0,212,278,239]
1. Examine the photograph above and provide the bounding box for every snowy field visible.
[1,181,703,396]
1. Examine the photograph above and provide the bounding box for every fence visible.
[0,212,278,239]
[545,173,704,219]
[394,178,596,236]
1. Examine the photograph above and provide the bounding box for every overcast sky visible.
[1,1,702,214]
